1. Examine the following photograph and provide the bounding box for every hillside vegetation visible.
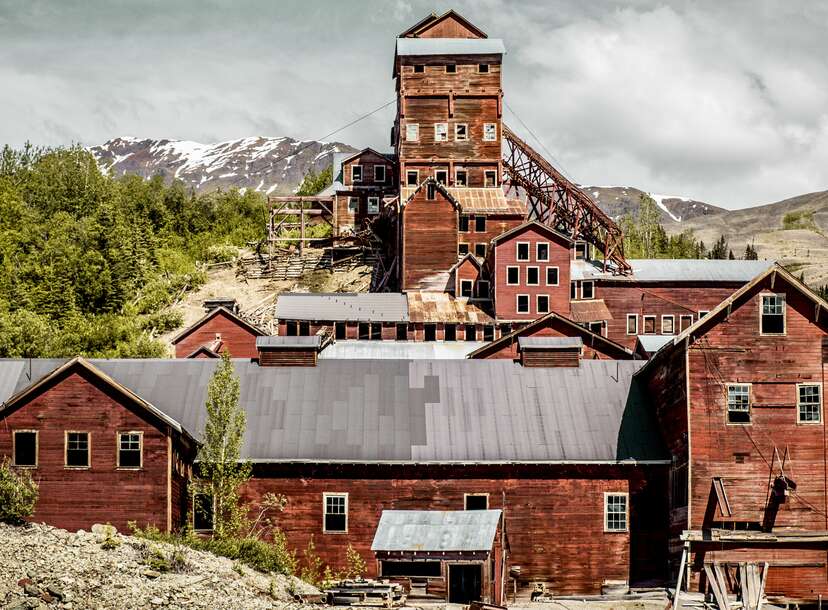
[0,144,270,358]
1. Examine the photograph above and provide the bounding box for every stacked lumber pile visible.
[324,578,406,608]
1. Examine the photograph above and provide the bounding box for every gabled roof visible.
[185,344,221,359]
[372,510,501,553]
[339,147,395,166]
[275,292,409,322]
[171,306,266,345]
[398,10,488,39]
[518,336,583,350]
[490,220,572,246]
[448,252,484,274]
[468,311,634,360]
[400,177,462,211]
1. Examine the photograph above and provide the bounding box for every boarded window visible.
[761,294,785,334]
[324,493,347,533]
[605,493,628,532]
[460,280,473,298]
[444,324,457,341]
[662,315,675,335]
[643,316,656,334]
[474,243,486,258]
[465,494,488,510]
[13,431,36,467]
[406,124,419,142]
[424,324,437,341]
[396,323,408,341]
[506,266,519,285]
[798,384,821,423]
[517,295,529,314]
[455,124,468,141]
[118,432,142,468]
[546,267,559,286]
[516,243,530,261]
[351,165,362,182]
[474,216,485,232]
[537,295,550,314]
[459,215,470,232]
[193,492,214,532]
[581,281,594,299]
[434,123,448,142]
[727,384,751,424]
[680,315,693,331]
[464,324,476,341]
[335,322,346,340]
[66,432,89,468]
[626,314,638,335]
[483,123,497,141]
[374,165,386,183]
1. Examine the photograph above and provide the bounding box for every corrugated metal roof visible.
[401,187,525,215]
[518,337,583,350]
[406,291,493,324]
[320,341,487,359]
[256,336,321,349]
[636,335,673,353]
[570,259,774,282]
[0,358,664,463]
[396,38,505,57]
[569,299,613,323]
[275,293,409,322]
[371,510,501,552]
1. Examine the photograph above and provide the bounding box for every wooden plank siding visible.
[173,309,263,359]
[401,187,458,291]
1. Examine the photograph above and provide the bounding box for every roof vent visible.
[518,336,582,367]
[203,298,238,313]
[256,336,321,367]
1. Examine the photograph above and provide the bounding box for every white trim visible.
[604,492,629,533]
[477,63,489,73]
[483,123,497,141]
[473,214,485,232]
[484,169,498,187]
[347,197,358,213]
[506,266,519,286]
[697,310,709,319]
[454,123,468,141]
[434,123,448,142]
[679,314,693,332]
[759,293,787,336]
[405,123,419,142]
[474,243,487,258]
[455,168,468,187]
[796,382,822,424]
[374,165,386,183]
[367,196,380,215]
[516,294,530,314]
[726,383,752,426]
[459,279,474,299]
[516,241,530,262]
[116,430,143,470]
[351,164,362,183]
[661,315,675,335]
[435,168,448,185]
[626,314,638,336]
[322,492,349,534]
[643,315,656,334]
[12,429,38,468]
[526,266,540,286]
[536,294,550,314]
[536,242,550,262]
[580,280,595,300]
[406,169,419,186]
[65,430,90,469]
[476,279,491,300]
[545,266,559,286]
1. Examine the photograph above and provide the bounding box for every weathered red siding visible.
[174,309,262,359]
[401,188,458,291]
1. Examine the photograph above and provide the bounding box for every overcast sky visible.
[1,0,826,208]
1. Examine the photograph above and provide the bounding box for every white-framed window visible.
[727,384,751,424]
[587,320,605,336]
[526,266,540,286]
[516,242,530,261]
[761,294,786,335]
[474,243,487,258]
[65,431,90,468]
[455,169,468,187]
[506,266,519,285]
[604,493,628,532]
[536,242,550,262]
[546,266,559,286]
[797,384,822,423]
[406,170,419,186]
[465,493,489,510]
[537,294,550,314]
[367,197,380,215]
[117,431,142,469]
[698,310,709,319]
[351,165,362,183]
[460,279,474,298]
[516,294,530,314]
[477,280,490,300]
[434,123,448,142]
[626,314,638,335]
[406,123,419,142]
[474,215,486,232]
[680,314,693,332]
[12,430,37,468]
[478,64,489,73]
[323,492,348,533]
[435,169,448,185]
[455,123,468,141]
[374,165,386,183]
[643,315,656,334]
[484,170,497,187]
[575,241,590,260]
[483,123,497,141]
[347,197,358,213]
[581,281,595,300]
[459,215,470,232]
[193,491,214,532]
[458,243,469,256]
[661,315,675,335]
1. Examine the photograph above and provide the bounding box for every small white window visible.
[727,384,751,424]
[458,243,469,256]
[474,243,487,258]
[605,493,628,532]
[798,384,821,423]
[455,124,468,141]
[351,165,362,183]
[661,315,675,335]
[698,310,709,319]
[367,197,380,215]
[347,197,358,213]
[581,281,595,300]
[434,123,448,142]
[574,242,590,260]
[374,165,386,183]
[406,170,419,186]
[483,123,497,141]
[761,294,786,335]
[537,295,550,314]
[526,266,540,286]
[455,169,468,187]
[536,242,550,262]
[643,315,656,334]
[546,266,559,286]
[435,169,448,185]
[484,170,497,187]
[506,266,519,285]
[626,314,638,335]
[516,294,530,314]
[117,431,142,469]
[406,123,419,142]
[65,431,90,468]
[516,242,530,261]
[460,279,474,298]
[323,493,348,533]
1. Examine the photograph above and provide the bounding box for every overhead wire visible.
[503,100,575,183]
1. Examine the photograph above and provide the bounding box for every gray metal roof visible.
[256,336,321,349]
[0,358,665,463]
[320,341,487,359]
[372,510,502,552]
[636,335,673,353]
[518,337,583,350]
[570,259,774,283]
[275,293,409,322]
[396,38,506,57]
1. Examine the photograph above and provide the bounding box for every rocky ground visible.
[0,523,320,610]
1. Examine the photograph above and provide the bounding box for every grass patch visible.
[782,209,818,231]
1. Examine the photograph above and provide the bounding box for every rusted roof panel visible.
[406,291,494,324]
[570,299,613,323]
[400,187,525,215]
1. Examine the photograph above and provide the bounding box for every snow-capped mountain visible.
[583,185,725,224]
[90,136,358,195]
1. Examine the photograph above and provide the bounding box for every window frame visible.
[374,165,386,183]
[424,323,437,342]
[698,310,709,319]
[444,323,457,342]
[643,315,656,334]
[477,280,491,300]
[192,491,215,533]
[760,293,786,336]
[413,64,425,74]
[626,314,638,336]
[661,315,675,335]
[506,266,519,286]
[458,215,470,232]
[580,280,595,300]
[458,243,469,256]
[405,123,420,142]
[537,294,550,314]
[445,64,456,73]
[484,169,497,187]
[526,266,540,286]
[454,123,468,142]
[116,430,143,470]
[604,492,629,533]
[347,197,358,213]
[464,493,489,510]
[65,431,90,469]
[477,64,489,73]
[460,279,474,299]
[536,242,550,262]
[516,242,530,262]
[322,492,349,534]
[434,169,448,185]
[516,294,530,314]
[570,282,577,300]
[12,430,38,469]
[351,165,362,183]
[474,243,487,258]
[726,383,752,425]
[679,314,693,332]
[545,266,559,286]
[367,196,380,215]
[483,123,497,141]
[474,215,485,232]
[797,383,822,424]
[455,169,468,187]
[434,123,448,142]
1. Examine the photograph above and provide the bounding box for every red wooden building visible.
[172,305,265,359]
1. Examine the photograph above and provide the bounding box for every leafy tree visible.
[0,458,38,523]
[296,166,332,196]
[197,352,251,539]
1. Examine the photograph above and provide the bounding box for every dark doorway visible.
[448,564,482,604]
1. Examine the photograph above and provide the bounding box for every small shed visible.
[371,510,507,605]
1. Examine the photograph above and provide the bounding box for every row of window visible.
[571,280,595,300]
[516,294,552,315]
[327,321,501,342]
[458,243,487,258]
[727,383,822,424]
[459,214,487,233]
[12,430,142,469]
[404,168,498,188]
[626,313,702,336]
[409,63,493,74]
[515,241,553,262]
[347,196,380,215]
[350,165,388,184]
[405,122,497,144]
[507,266,559,287]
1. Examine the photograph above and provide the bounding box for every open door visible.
[448,564,482,604]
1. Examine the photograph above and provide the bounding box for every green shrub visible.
[0,458,38,523]
[782,209,817,231]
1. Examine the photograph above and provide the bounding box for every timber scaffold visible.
[502,124,632,274]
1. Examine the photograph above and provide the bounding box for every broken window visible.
[434,123,448,142]
[506,266,519,285]
[464,324,476,341]
[546,267,559,286]
[351,165,362,183]
[517,294,530,314]
[367,197,380,215]
[406,124,419,142]
[483,123,497,141]
[761,294,785,334]
[117,432,142,469]
[626,315,638,335]
[581,281,594,300]
[460,279,474,298]
[66,432,89,468]
[458,243,469,256]
[459,215,469,232]
[798,384,821,423]
[474,243,486,258]
[605,493,628,532]
[358,322,370,340]
[370,322,382,341]
[516,242,530,261]
[727,384,751,424]
[526,267,539,286]
[424,323,437,341]
[335,322,346,340]
[537,295,550,314]
[662,315,675,335]
[484,170,497,187]
[347,197,358,213]
[193,492,214,532]
[444,324,457,341]
[455,124,468,141]
[456,169,468,187]
[13,431,36,468]
[465,494,488,510]
[474,215,485,232]
[406,170,419,186]
[323,493,348,533]
[588,321,604,335]
[536,242,549,262]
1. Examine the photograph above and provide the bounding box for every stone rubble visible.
[0,522,321,610]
